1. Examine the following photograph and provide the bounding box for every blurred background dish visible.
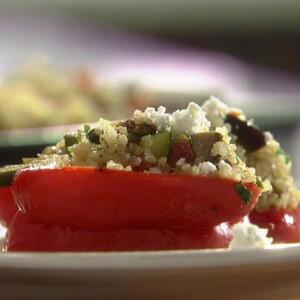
[0,1,299,177]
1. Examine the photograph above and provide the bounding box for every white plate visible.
[1,245,300,300]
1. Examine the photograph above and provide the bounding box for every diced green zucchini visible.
[191,132,222,162]
[142,132,171,159]
[83,124,91,134]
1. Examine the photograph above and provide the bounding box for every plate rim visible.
[1,245,300,271]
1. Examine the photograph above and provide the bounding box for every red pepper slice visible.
[12,167,259,231]
[0,187,17,226]
[249,206,300,243]
[4,212,232,252]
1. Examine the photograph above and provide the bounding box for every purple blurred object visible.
[0,11,299,127]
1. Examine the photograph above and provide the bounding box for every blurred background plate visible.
[0,2,299,176]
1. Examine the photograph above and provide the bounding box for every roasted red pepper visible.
[5,212,232,252]
[0,187,17,226]
[249,206,300,243]
[12,167,260,231]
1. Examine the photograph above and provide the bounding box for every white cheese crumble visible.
[133,106,171,131]
[171,102,210,135]
[230,222,273,249]
[198,161,217,175]
[176,158,186,167]
[134,102,210,135]
[202,96,229,128]
[106,160,132,171]
[202,96,244,128]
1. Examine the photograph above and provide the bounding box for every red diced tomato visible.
[169,140,194,167]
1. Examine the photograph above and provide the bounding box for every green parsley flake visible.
[276,148,291,164]
[236,183,252,204]
[256,178,264,189]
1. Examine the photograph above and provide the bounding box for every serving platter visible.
[0,245,300,300]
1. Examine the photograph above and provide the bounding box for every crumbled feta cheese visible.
[198,161,217,175]
[176,158,186,167]
[230,222,273,249]
[217,160,239,180]
[202,96,229,128]
[106,160,124,170]
[171,102,210,135]
[133,106,171,131]
[134,102,210,135]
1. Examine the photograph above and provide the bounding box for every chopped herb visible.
[256,178,264,189]
[276,148,291,164]
[64,134,78,155]
[236,182,252,204]
[87,129,100,144]
[83,124,91,134]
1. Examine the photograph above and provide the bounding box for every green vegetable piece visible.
[64,134,78,148]
[0,165,26,187]
[256,178,264,189]
[276,148,291,164]
[236,182,252,204]
[191,132,222,162]
[144,132,171,159]
[64,134,78,155]
[87,129,100,144]
[83,124,91,134]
